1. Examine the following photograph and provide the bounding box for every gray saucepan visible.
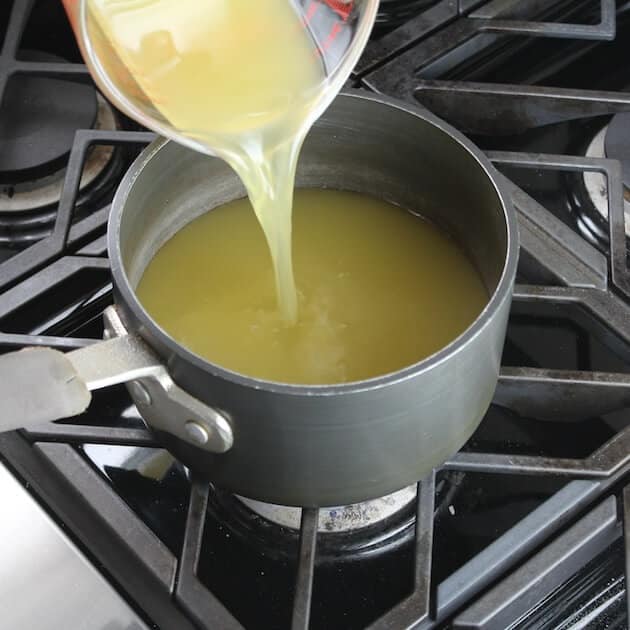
[0,92,518,507]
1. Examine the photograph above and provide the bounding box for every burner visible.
[0,51,97,182]
[200,474,464,563]
[0,91,116,212]
[237,485,417,533]
[182,482,415,563]
[0,92,119,247]
[579,124,630,242]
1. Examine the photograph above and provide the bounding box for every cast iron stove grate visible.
[0,1,629,629]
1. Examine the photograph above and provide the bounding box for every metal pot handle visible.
[0,307,233,454]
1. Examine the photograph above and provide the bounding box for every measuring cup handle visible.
[0,336,163,433]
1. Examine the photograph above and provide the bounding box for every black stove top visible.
[0,1,629,629]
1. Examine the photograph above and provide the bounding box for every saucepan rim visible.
[108,91,519,396]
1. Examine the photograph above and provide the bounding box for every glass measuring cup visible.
[61,0,380,157]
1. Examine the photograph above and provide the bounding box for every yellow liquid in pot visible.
[88,0,326,322]
[137,189,489,385]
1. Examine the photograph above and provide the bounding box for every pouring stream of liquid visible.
[88,0,328,322]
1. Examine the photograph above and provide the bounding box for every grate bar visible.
[366,1,617,94]
[624,484,630,623]
[356,0,458,76]
[489,152,629,298]
[473,0,616,40]
[0,256,110,319]
[53,134,102,247]
[444,424,630,477]
[0,240,66,298]
[23,425,157,446]
[68,206,110,248]
[74,129,158,145]
[0,131,154,293]
[363,18,480,97]
[0,433,197,629]
[35,441,177,590]
[176,480,243,630]
[12,60,91,79]
[77,234,108,256]
[512,285,630,348]
[0,4,90,100]
[291,508,319,630]
[369,472,436,629]
[495,366,630,422]
[458,0,486,12]
[444,452,604,477]
[414,473,436,604]
[0,333,94,350]
[452,496,620,629]
[423,480,603,628]
[0,0,35,59]
[500,176,609,290]
[414,81,630,135]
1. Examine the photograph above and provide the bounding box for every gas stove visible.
[0,1,629,629]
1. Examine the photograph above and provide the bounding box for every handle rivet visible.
[129,380,152,406]
[184,420,210,446]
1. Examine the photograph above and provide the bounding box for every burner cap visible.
[0,50,97,184]
[237,485,417,533]
[604,112,630,190]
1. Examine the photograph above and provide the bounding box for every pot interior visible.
[117,95,508,315]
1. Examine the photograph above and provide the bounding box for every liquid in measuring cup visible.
[87,0,330,323]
